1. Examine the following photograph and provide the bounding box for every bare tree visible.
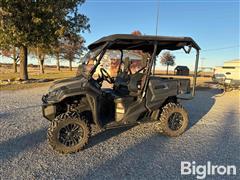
[37,47,46,74]
[30,46,50,74]
[51,43,64,71]
[55,48,61,71]
[61,35,85,71]
[160,51,175,75]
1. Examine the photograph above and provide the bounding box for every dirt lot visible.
[0,86,239,179]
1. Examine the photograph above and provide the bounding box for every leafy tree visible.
[131,30,142,36]
[0,47,19,73]
[160,51,175,75]
[0,0,89,80]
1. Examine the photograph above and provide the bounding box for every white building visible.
[214,59,240,81]
[223,59,240,67]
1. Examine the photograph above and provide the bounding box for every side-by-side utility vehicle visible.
[42,34,200,154]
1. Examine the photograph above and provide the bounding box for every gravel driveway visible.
[0,87,239,179]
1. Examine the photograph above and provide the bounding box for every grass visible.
[0,66,213,91]
[0,67,76,80]
[0,67,76,91]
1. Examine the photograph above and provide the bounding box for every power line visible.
[173,45,240,54]
[201,45,240,52]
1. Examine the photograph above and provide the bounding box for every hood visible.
[48,75,88,92]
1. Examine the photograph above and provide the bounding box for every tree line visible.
[0,0,89,80]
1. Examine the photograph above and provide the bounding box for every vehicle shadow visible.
[182,88,222,129]
[0,128,46,161]
[87,125,135,149]
[80,98,239,179]
[87,89,222,149]
[0,112,11,120]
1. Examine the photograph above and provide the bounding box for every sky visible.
[0,0,239,70]
[79,0,239,70]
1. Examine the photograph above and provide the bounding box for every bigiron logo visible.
[181,161,237,179]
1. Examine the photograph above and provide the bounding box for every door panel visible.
[146,77,178,110]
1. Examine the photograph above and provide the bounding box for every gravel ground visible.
[0,87,239,179]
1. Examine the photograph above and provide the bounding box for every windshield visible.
[76,46,151,79]
[76,47,102,77]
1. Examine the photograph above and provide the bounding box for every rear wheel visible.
[157,103,189,137]
[48,112,91,154]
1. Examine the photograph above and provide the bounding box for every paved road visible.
[0,87,239,179]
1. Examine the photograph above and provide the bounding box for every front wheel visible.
[47,112,91,154]
[157,103,189,137]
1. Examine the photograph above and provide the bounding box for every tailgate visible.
[177,79,191,94]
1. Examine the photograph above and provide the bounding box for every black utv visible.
[42,34,200,154]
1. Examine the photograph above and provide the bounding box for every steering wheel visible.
[100,68,114,84]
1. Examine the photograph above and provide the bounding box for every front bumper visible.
[42,104,56,121]
[42,95,56,121]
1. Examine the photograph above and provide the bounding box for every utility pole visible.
[155,0,160,36]
[153,0,160,75]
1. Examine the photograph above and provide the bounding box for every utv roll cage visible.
[88,34,201,98]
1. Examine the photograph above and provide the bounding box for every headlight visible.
[48,89,62,98]
[48,86,68,98]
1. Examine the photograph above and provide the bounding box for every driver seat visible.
[113,57,131,96]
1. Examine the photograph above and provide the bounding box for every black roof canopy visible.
[88,34,201,53]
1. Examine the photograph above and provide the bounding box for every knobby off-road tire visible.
[157,103,189,137]
[48,112,91,154]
